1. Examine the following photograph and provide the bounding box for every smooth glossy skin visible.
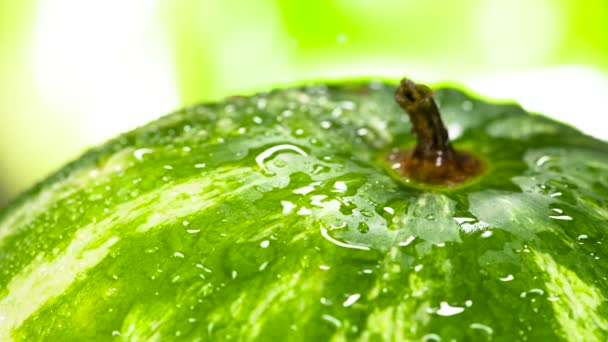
[0,81,607,341]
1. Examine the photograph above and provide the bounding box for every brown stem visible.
[389,77,483,186]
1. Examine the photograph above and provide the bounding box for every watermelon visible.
[1,79,607,341]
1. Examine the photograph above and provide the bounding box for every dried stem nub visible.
[389,77,483,186]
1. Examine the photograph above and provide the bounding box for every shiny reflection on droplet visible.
[133,148,154,161]
[428,302,465,316]
[320,226,370,251]
[499,274,514,282]
[260,240,270,248]
[398,235,416,247]
[549,215,573,221]
[321,314,342,328]
[470,323,493,335]
[259,262,269,271]
[255,144,307,174]
[536,155,551,167]
[422,334,441,342]
[577,234,588,240]
[357,128,369,136]
[481,230,493,238]
[343,294,361,307]
[320,297,333,306]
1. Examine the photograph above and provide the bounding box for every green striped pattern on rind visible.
[1,82,607,341]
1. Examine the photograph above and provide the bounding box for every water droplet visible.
[429,302,465,316]
[163,165,173,170]
[320,121,331,129]
[357,128,369,136]
[273,159,287,168]
[481,230,493,238]
[320,297,333,306]
[320,226,370,251]
[577,234,588,240]
[528,288,544,295]
[398,235,416,247]
[133,148,154,161]
[173,252,185,258]
[357,222,370,233]
[470,323,493,335]
[360,209,374,218]
[536,155,551,167]
[383,207,395,215]
[255,144,307,174]
[186,229,200,234]
[321,314,342,328]
[549,215,573,221]
[422,334,441,342]
[414,264,423,272]
[260,240,270,248]
[194,163,206,169]
[343,294,361,307]
[499,274,514,282]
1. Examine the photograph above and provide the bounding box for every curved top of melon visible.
[1,81,607,341]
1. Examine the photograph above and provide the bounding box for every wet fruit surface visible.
[1,81,607,341]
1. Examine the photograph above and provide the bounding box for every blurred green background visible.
[1,0,608,208]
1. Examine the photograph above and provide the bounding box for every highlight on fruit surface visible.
[0,77,607,341]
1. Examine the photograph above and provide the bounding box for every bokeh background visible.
[1,0,608,208]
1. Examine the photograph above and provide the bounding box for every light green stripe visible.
[0,167,260,340]
[0,147,136,248]
[534,251,608,341]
